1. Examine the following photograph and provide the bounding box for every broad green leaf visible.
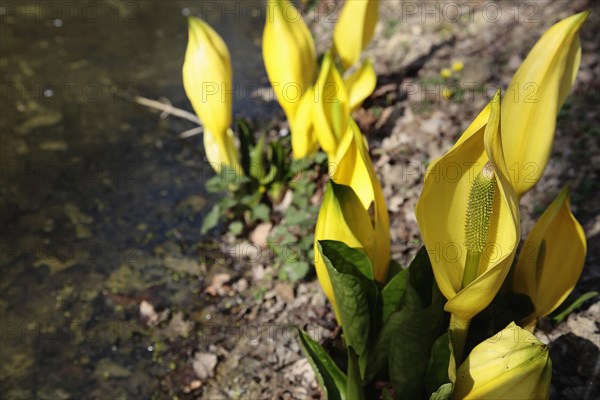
[425,333,454,398]
[364,310,404,384]
[552,291,598,323]
[297,329,347,400]
[386,259,403,281]
[319,240,373,280]
[381,267,409,322]
[407,246,434,306]
[319,241,378,360]
[346,347,365,400]
[388,272,446,398]
[201,204,221,234]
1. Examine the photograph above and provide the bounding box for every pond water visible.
[0,0,275,397]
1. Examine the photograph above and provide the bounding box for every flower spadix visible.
[452,322,551,400]
[333,0,379,70]
[314,121,390,317]
[263,0,317,158]
[416,90,520,323]
[502,11,589,197]
[183,17,239,171]
[513,187,586,323]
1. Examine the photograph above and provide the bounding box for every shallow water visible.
[0,0,273,397]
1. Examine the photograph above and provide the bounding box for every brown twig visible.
[134,96,203,132]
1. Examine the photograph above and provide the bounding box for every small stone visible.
[193,352,218,380]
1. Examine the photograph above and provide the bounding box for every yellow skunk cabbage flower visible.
[315,121,390,318]
[345,58,377,112]
[313,52,350,156]
[452,322,551,400]
[502,11,589,197]
[333,0,379,70]
[416,91,519,360]
[513,187,586,324]
[183,17,239,171]
[291,87,319,159]
[263,0,317,158]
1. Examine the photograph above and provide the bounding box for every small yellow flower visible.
[440,68,452,79]
[451,60,464,72]
[442,87,454,101]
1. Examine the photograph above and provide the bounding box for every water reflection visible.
[0,0,274,397]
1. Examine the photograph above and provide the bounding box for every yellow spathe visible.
[416,90,520,322]
[183,17,239,171]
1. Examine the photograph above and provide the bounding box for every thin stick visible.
[134,96,201,125]
[179,126,203,139]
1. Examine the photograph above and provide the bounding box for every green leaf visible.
[228,221,244,236]
[250,131,267,180]
[201,204,221,234]
[205,174,227,193]
[260,165,279,186]
[219,197,237,210]
[346,347,364,400]
[552,291,599,323]
[381,267,409,322]
[319,241,378,360]
[251,203,271,222]
[237,118,254,177]
[314,151,327,164]
[429,383,454,400]
[298,329,347,400]
[407,246,434,306]
[285,207,308,226]
[318,240,373,280]
[386,259,403,281]
[388,257,446,399]
[279,261,309,282]
[425,333,454,398]
[365,310,404,384]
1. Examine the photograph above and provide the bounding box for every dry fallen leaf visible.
[250,222,272,248]
[139,300,158,325]
[204,273,231,297]
[193,352,218,380]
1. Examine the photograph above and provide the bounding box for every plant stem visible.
[450,314,471,364]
